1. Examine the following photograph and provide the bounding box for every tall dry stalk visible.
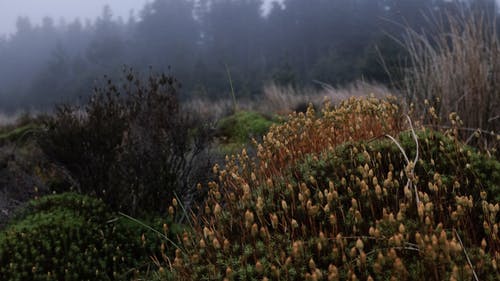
[401,8,500,142]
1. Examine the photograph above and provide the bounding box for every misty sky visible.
[0,0,280,37]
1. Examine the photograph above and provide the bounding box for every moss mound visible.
[0,193,164,280]
[216,110,274,145]
[161,98,499,280]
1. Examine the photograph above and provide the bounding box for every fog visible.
[0,0,280,37]
[0,1,146,36]
[0,0,497,112]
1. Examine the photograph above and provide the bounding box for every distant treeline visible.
[0,0,497,111]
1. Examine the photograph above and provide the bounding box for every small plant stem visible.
[225,63,237,112]
[454,229,479,281]
[386,116,421,207]
[407,115,420,205]
[118,212,184,253]
[174,192,194,229]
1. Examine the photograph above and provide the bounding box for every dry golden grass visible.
[260,81,392,115]
[401,8,500,140]
[183,81,393,121]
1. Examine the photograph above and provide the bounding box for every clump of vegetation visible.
[0,113,43,146]
[401,7,499,151]
[0,193,173,280]
[216,110,274,146]
[37,69,212,215]
[159,97,499,280]
[255,96,403,174]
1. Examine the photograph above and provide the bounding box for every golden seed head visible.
[399,224,406,234]
[255,260,264,274]
[271,213,279,229]
[328,214,337,225]
[212,238,221,249]
[351,198,358,209]
[251,223,259,237]
[245,210,255,227]
[480,191,487,200]
[214,203,222,216]
[256,196,264,212]
[425,216,432,225]
[324,203,330,213]
[223,239,230,252]
[481,239,487,249]
[369,227,375,236]
[281,200,288,211]
[360,250,367,265]
[266,178,274,187]
[309,258,316,270]
[350,246,357,258]
[317,241,322,252]
[203,227,210,238]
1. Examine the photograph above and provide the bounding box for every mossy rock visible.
[0,193,167,281]
[216,110,274,145]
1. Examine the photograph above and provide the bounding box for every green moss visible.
[216,110,274,145]
[0,123,39,144]
[0,193,167,281]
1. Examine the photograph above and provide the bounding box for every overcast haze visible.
[0,0,279,37]
[0,0,497,112]
[0,0,152,36]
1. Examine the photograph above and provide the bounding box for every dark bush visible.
[38,69,212,215]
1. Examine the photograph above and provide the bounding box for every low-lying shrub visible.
[0,193,173,280]
[159,98,499,280]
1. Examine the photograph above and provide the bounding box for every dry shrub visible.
[38,70,212,215]
[401,8,500,148]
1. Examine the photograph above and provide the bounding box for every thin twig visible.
[454,229,479,281]
[385,115,420,206]
[385,134,410,164]
[407,115,420,205]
